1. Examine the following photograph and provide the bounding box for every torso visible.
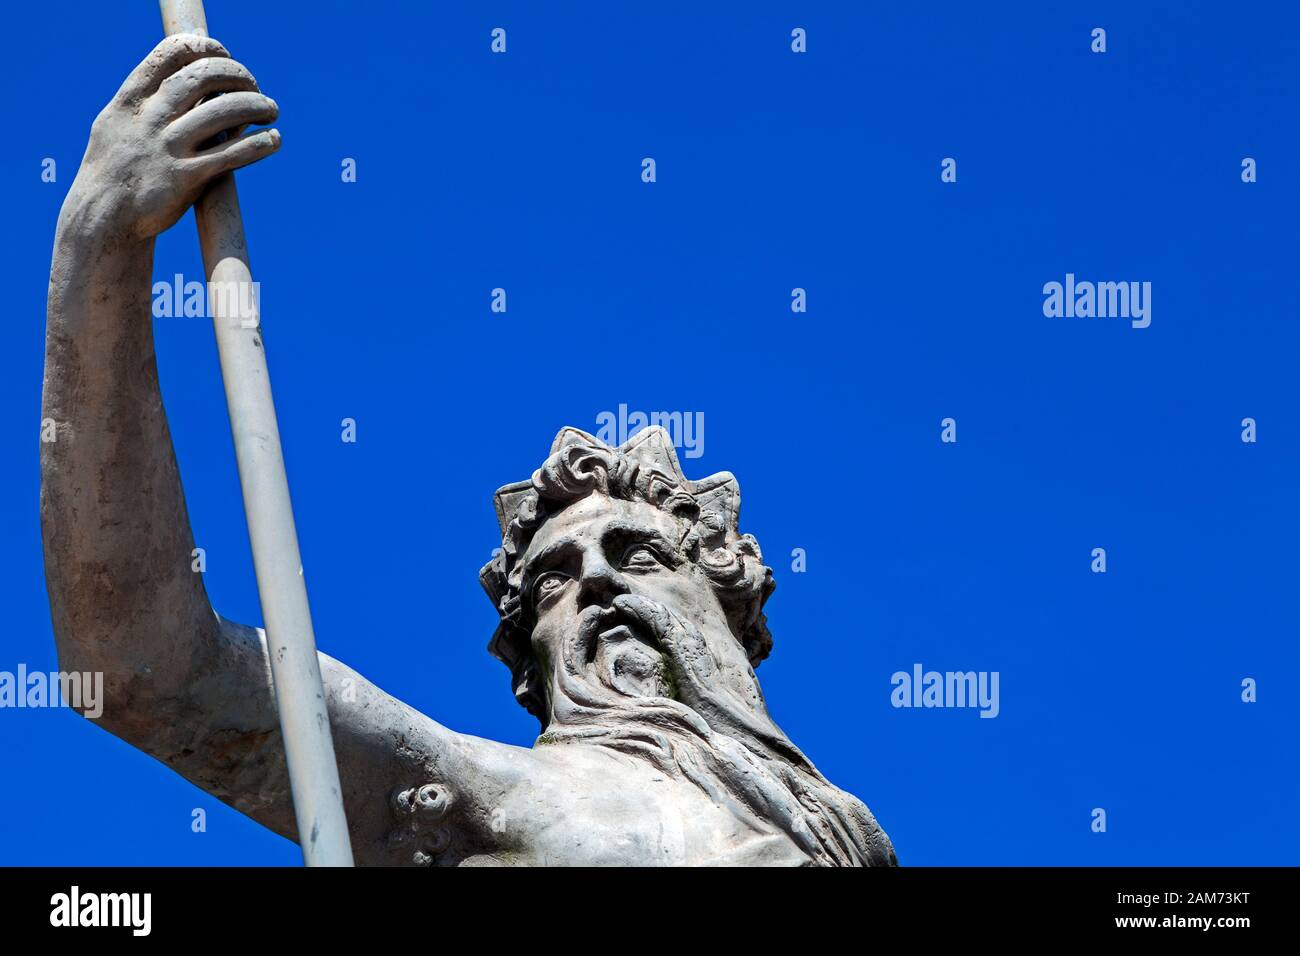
[391,740,811,867]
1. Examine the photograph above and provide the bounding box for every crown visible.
[491,425,741,541]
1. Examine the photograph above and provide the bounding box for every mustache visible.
[603,594,814,771]
[563,596,748,724]
[547,597,706,745]
[572,599,665,668]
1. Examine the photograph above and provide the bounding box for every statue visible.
[41,34,896,866]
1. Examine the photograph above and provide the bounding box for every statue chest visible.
[389,751,812,867]
[471,759,811,867]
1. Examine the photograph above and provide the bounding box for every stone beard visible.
[480,426,896,867]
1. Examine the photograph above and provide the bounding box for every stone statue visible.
[41,34,896,866]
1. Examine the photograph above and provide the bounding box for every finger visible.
[119,34,229,103]
[155,56,259,120]
[185,127,281,179]
[168,92,279,150]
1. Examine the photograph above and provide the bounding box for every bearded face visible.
[519,493,761,717]
[481,428,897,866]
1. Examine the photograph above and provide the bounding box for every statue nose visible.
[576,555,630,608]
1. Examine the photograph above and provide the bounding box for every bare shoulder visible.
[310,637,550,866]
[160,617,543,865]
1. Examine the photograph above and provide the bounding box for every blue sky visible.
[1,1,1298,865]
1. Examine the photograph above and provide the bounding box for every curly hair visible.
[479,426,775,725]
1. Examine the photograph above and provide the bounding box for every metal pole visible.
[158,0,354,866]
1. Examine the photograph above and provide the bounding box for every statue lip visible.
[579,606,660,665]
[597,624,637,644]
[583,604,661,655]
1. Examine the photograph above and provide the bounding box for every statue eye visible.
[532,571,571,607]
[621,544,665,571]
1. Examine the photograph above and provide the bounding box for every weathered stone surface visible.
[41,34,895,866]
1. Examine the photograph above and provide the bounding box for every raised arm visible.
[40,34,521,864]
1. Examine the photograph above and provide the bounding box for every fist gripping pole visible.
[158,0,354,866]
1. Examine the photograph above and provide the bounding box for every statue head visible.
[478,427,896,866]
[479,426,775,726]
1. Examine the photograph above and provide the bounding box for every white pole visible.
[159,0,354,867]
